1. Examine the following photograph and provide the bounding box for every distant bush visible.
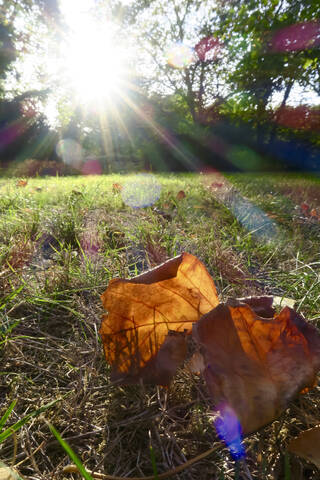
[4,159,80,177]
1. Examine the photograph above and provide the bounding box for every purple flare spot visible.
[0,125,20,151]
[81,158,103,175]
[214,404,245,460]
[195,36,221,62]
[272,22,320,52]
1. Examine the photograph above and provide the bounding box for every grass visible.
[0,172,319,479]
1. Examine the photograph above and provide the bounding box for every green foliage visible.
[0,22,16,84]
[0,396,64,444]
[49,424,94,480]
[215,0,320,126]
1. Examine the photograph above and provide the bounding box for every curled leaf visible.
[301,202,310,214]
[0,462,23,480]
[288,425,320,468]
[193,302,320,434]
[188,351,205,374]
[234,295,275,318]
[176,190,186,200]
[16,179,27,187]
[112,183,122,192]
[100,253,219,385]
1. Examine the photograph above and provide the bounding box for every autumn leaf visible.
[300,202,310,214]
[310,208,318,218]
[193,301,320,434]
[235,295,275,318]
[100,253,219,385]
[0,462,23,480]
[288,425,320,468]
[112,183,122,192]
[176,190,186,200]
[210,182,224,189]
[16,179,28,187]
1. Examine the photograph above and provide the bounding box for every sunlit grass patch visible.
[0,172,319,479]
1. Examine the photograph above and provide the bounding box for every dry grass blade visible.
[62,444,221,479]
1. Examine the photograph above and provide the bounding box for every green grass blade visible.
[149,445,159,480]
[0,286,24,310]
[48,424,94,480]
[0,396,65,443]
[0,400,17,430]
[284,452,291,480]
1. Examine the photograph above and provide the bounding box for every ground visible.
[0,172,319,479]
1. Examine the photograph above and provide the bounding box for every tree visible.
[119,0,227,123]
[214,0,320,134]
[0,0,61,165]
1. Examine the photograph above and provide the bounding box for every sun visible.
[64,26,127,103]
[61,3,128,104]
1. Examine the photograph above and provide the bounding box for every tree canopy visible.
[0,0,319,172]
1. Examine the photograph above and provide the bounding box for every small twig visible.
[24,427,41,476]
[10,430,18,466]
[62,444,220,479]
[14,440,46,467]
[242,460,254,480]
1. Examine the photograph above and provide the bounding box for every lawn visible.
[0,172,320,479]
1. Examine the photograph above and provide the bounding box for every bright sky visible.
[57,0,134,101]
[6,0,319,126]
[6,0,136,125]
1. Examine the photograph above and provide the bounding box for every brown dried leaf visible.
[16,179,27,187]
[193,302,320,434]
[288,425,320,468]
[100,252,219,385]
[188,351,205,374]
[112,183,122,192]
[233,296,275,318]
[176,190,186,199]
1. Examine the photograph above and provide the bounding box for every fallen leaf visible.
[234,295,275,318]
[288,425,320,468]
[210,182,224,189]
[112,183,122,192]
[310,208,318,218]
[176,190,186,200]
[0,462,23,480]
[100,253,219,384]
[300,202,310,214]
[71,189,83,196]
[16,179,27,187]
[145,239,168,267]
[193,302,320,434]
[152,207,172,221]
[188,351,205,374]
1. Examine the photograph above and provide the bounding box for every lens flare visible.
[230,192,278,239]
[227,146,262,171]
[271,21,320,52]
[167,44,194,69]
[56,138,83,169]
[195,36,221,62]
[214,403,245,460]
[81,157,103,175]
[121,174,161,208]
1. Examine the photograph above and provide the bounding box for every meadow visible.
[0,172,320,480]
